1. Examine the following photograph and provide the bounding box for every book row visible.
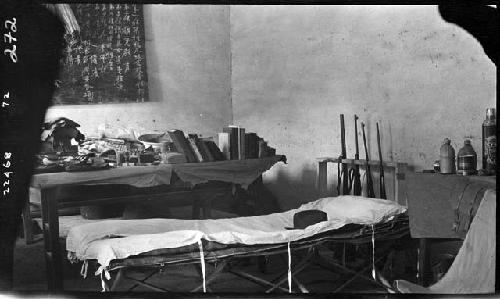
[167,126,276,163]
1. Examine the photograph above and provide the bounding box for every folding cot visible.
[66,195,410,293]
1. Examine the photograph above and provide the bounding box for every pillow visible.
[298,195,406,224]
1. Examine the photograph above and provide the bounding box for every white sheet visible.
[430,190,496,293]
[395,189,496,294]
[66,196,406,269]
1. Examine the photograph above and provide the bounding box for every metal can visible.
[482,108,496,174]
[433,160,441,172]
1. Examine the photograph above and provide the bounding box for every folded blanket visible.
[66,196,406,269]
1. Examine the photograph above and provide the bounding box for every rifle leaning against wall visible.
[338,114,350,195]
[349,115,362,196]
[376,122,387,199]
[361,122,376,198]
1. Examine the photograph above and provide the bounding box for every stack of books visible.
[167,130,224,163]
[166,127,277,163]
[217,125,276,160]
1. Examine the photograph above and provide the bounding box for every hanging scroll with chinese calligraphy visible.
[53,4,148,105]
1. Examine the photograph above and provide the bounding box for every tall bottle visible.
[440,138,455,174]
[457,140,477,175]
[482,108,496,173]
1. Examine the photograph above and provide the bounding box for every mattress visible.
[107,213,409,271]
[66,196,406,270]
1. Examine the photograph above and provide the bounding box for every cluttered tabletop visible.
[34,117,286,188]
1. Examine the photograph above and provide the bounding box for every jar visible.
[440,138,455,174]
[457,140,477,175]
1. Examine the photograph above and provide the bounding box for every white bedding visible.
[66,196,406,269]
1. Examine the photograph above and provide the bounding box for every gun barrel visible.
[361,122,376,198]
[354,115,359,158]
[361,122,369,161]
[340,114,349,195]
[376,123,383,165]
[376,122,387,199]
[340,114,346,156]
[352,115,362,195]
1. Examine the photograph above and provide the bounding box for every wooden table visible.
[406,172,496,286]
[24,156,285,290]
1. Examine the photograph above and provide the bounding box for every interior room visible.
[10,4,496,294]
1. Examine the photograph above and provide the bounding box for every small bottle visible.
[440,138,455,174]
[457,140,477,175]
[482,108,496,174]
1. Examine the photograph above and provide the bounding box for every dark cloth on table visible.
[406,173,495,239]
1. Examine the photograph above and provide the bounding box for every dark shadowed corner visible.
[0,0,65,290]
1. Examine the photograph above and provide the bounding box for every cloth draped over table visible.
[395,189,496,294]
[66,196,406,270]
[31,156,285,190]
[406,173,495,239]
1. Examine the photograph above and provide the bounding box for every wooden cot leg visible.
[110,268,125,291]
[229,268,290,293]
[331,255,386,293]
[333,261,376,292]
[265,259,310,293]
[191,260,229,292]
[315,252,386,291]
[124,272,171,292]
[291,276,309,293]
[126,269,159,292]
[265,248,315,293]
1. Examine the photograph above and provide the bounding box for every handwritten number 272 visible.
[4,18,17,63]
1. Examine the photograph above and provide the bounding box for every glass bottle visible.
[457,140,477,175]
[440,138,455,174]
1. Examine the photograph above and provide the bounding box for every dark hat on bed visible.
[286,210,328,230]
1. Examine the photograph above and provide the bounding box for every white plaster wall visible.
[46,5,232,139]
[230,6,496,209]
[44,5,495,210]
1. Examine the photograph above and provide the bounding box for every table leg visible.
[418,238,431,287]
[202,197,213,219]
[192,194,201,219]
[41,188,63,291]
[22,190,33,245]
[318,161,328,198]
[395,163,407,206]
[250,176,263,215]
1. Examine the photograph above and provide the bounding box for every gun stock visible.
[361,122,376,198]
[376,123,387,199]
